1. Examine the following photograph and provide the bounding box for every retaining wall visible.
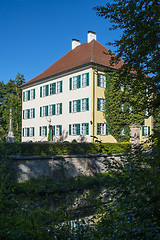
[6,154,125,182]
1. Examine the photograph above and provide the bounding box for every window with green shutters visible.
[69,98,89,113]
[97,123,109,135]
[142,126,150,136]
[23,127,35,137]
[23,89,35,101]
[69,123,89,136]
[97,98,101,111]
[52,125,62,136]
[60,81,62,93]
[97,73,106,88]
[39,126,47,137]
[70,73,89,90]
[27,109,30,119]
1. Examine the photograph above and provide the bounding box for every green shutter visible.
[23,92,25,102]
[28,90,30,101]
[77,99,81,112]
[52,83,56,94]
[45,106,48,116]
[46,85,49,96]
[86,98,89,111]
[53,125,55,136]
[148,126,150,136]
[69,78,72,90]
[52,104,56,115]
[40,87,42,98]
[59,125,62,136]
[60,103,62,114]
[23,110,24,119]
[33,127,35,136]
[27,109,30,119]
[27,128,30,137]
[33,108,35,118]
[40,127,42,136]
[69,101,72,113]
[86,73,89,86]
[45,126,47,136]
[86,123,89,135]
[60,81,62,93]
[69,124,71,135]
[97,73,100,86]
[142,126,144,136]
[76,124,80,135]
[22,128,24,137]
[106,123,109,135]
[97,123,100,135]
[97,98,101,111]
[40,107,42,117]
[77,75,81,88]
[33,89,35,99]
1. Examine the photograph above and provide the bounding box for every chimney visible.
[87,31,96,43]
[72,39,81,50]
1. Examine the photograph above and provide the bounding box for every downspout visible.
[93,69,96,143]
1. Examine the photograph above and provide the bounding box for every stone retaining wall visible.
[7,154,125,182]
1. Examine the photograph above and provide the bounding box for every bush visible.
[0,142,131,156]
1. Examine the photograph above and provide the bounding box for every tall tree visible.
[94,0,160,129]
[0,73,25,142]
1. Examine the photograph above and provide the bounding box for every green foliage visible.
[0,73,25,142]
[0,142,131,156]
[105,72,146,141]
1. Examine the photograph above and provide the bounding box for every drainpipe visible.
[93,70,95,143]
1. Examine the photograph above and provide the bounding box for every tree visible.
[94,0,160,128]
[0,73,25,142]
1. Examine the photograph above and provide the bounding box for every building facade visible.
[21,31,153,143]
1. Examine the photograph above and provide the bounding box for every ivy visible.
[105,72,146,142]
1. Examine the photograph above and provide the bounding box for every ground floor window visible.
[97,123,109,135]
[69,123,89,136]
[39,126,47,137]
[23,127,35,137]
[142,126,150,137]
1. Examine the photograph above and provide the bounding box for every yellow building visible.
[21,31,152,143]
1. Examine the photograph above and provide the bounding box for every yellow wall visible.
[140,115,153,143]
[92,70,117,143]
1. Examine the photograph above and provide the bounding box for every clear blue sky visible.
[0,0,122,84]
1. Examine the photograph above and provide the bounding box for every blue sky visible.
[0,0,122,84]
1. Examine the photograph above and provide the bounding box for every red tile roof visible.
[22,40,124,87]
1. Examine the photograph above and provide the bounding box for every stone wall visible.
[7,154,125,182]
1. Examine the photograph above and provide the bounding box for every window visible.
[120,127,125,135]
[73,100,77,113]
[120,84,124,91]
[39,126,47,137]
[56,103,61,115]
[97,74,106,88]
[41,82,62,98]
[142,126,150,137]
[69,123,89,136]
[72,77,77,90]
[97,98,105,111]
[30,89,35,100]
[97,123,109,135]
[23,127,34,137]
[40,104,62,117]
[82,73,89,87]
[55,125,62,136]
[23,108,35,119]
[70,98,89,113]
[23,89,34,102]
[129,105,132,114]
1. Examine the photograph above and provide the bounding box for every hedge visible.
[0,142,131,157]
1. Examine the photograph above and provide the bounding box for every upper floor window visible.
[69,73,89,90]
[69,98,89,113]
[23,89,35,102]
[23,108,35,119]
[40,81,62,98]
[142,126,150,137]
[40,103,62,117]
[97,73,106,88]
[97,98,105,112]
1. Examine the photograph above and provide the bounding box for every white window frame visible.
[42,106,45,117]
[81,123,87,135]
[30,89,34,100]
[143,126,149,136]
[57,81,61,93]
[56,103,60,115]
[30,127,34,137]
[100,99,105,112]
[24,110,27,119]
[82,73,87,87]
[81,98,86,112]
[55,125,60,136]
[100,123,105,135]
[121,103,124,112]
[129,105,132,114]
[30,108,34,119]
[73,77,77,90]
[41,126,46,137]
[120,84,124,91]
[73,100,77,113]
[72,124,76,135]
[100,74,106,88]
[121,127,125,135]
[50,84,53,95]
[49,105,52,116]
